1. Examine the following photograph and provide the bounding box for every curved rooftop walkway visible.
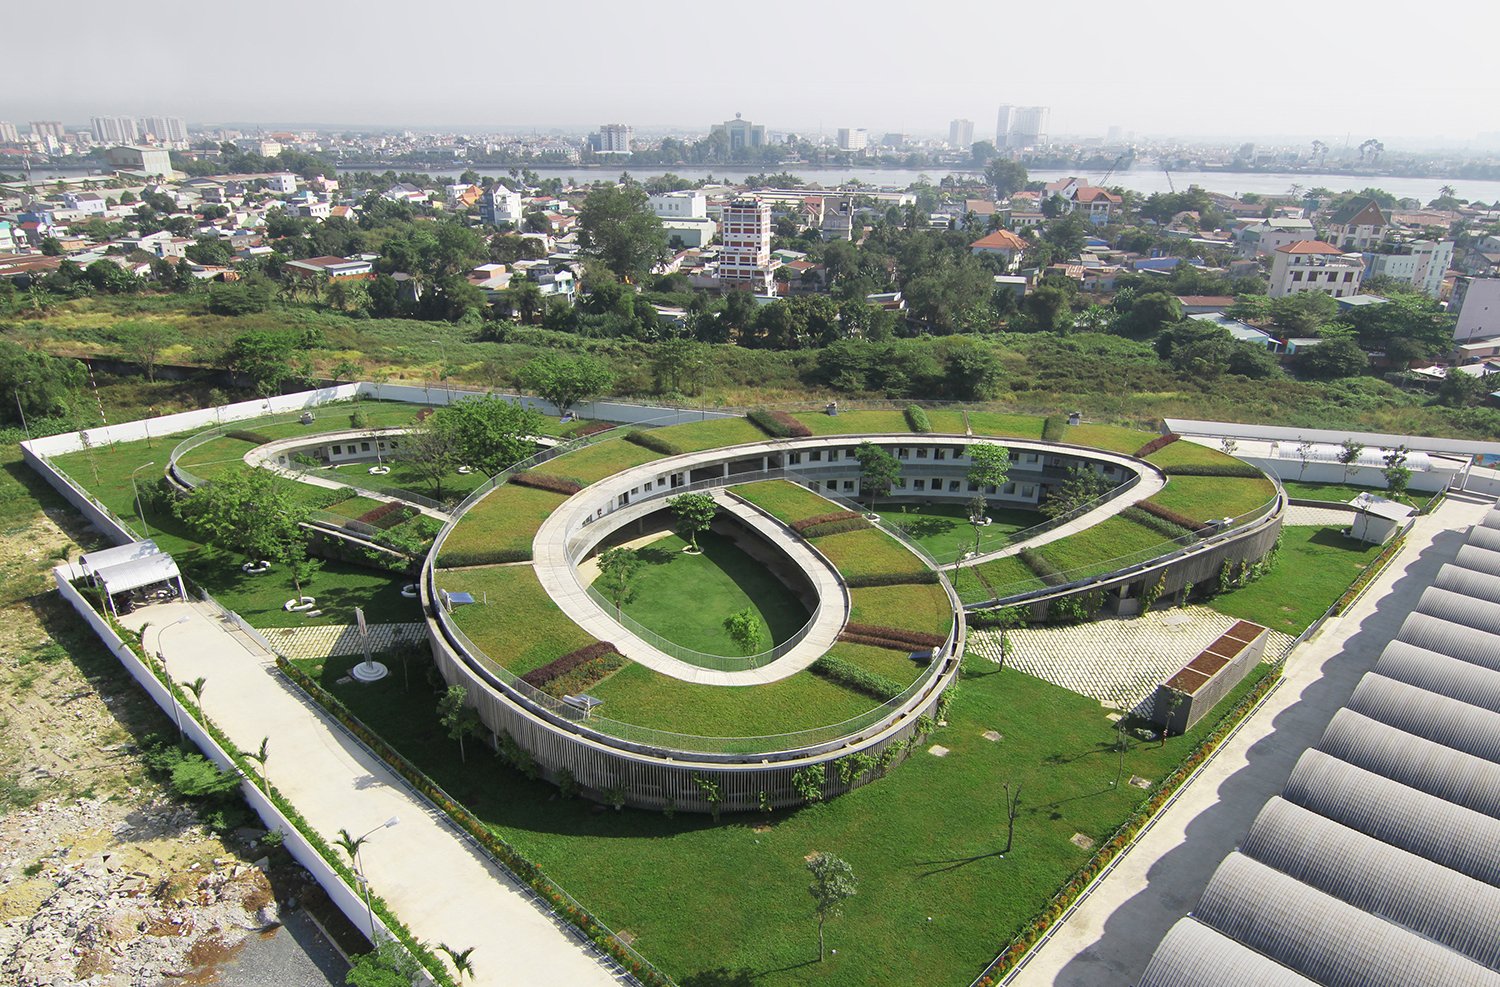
[530,479,850,685]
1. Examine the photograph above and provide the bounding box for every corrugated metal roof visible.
[1284,749,1500,887]
[1161,418,1500,458]
[1376,643,1500,714]
[1396,612,1500,673]
[1348,674,1500,769]
[1319,709,1500,820]
[1454,544,1500,578]
[1138,918,1319,987]
[1195,853,1500,987]
[1436,563,1500,607]
[1241,797,1500,969]
[1468,525,1500,554]
[1415,585,1500,638]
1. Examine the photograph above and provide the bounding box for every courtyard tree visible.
[519,353,614,417]
[437,944,477,983]
[724,608,765,655]
[248,736,270,793]
[432,395,544,474]
[668,492,717,553]
[1337,439,1365,484]
[577,183,669,284]
[173,467,306,568]
[966,444,1012,512]
[437,685,484,762]
[1382,445,1412,498]
[854,441,901,512]
[400,423,462,499]
[806,851,857,962]
[595,547,643,618]
[1040,464,1111,519]
[1295,439,1315,480]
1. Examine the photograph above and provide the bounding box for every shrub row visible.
[904,405,932,433]
[357,500,417,529]
[1133,499,1203,531]
[844,569,940,588]
[747,409,812,438]
[568,421,615,438]
[810,654,905,701]
[539,653,627,699]
[971,666,1284,987]
[1123,506,1196,542]
[1162,463,1264,478]
[1041,415,1067,443]
[624,430,684,456]
[274,658,671,986]
[226,429,274,445]
[791,510,864,532]
[845,623,946,648]
[511,471,583,495]
[966,606,1030,630]
[1134,433,1180,458]
[438,546,532,567]
[1019,548,1067,586]
[307,486,357,510]
[521,641,622,688]
[800,517,870,538]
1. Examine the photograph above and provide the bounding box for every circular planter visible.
[457,466,474,475]
[284,596,317,612]
[970,517,992,527]
[351,660,390,683]
[242,560,272,575]
[401,584,420,598]
[681,546,703,556]
[368,465,391,475]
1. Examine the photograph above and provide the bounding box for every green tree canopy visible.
[577,184,669,284]
[0,341,84,424]
[173,467,308,566]
[519,354,614,414]
[426,395,545,475]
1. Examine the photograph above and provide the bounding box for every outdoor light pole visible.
[130,461,157,538]
[15,380,31,440]
[155,615,191,743]
[353,816,400,940]
[430,339,448,401]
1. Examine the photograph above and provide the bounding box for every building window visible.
[843,480,855,492]
[1004,482,1016,494]
[810,449,822,461]
[788,451,802,464]
[331,445,341,454]
[934,448,947,460]
[360,442,370,452]
[913,479,926,491]
[1292,271,1303,281]
[917,448,928,459]
[948,480,961,492]
[1023,485,1036,497]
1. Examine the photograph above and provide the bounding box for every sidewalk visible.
[1009,492,1493,987]
[118,600,620,987]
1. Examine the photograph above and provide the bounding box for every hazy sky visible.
[7,0,1497,145]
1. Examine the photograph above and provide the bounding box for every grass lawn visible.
[1282,479,1420,510]
[1035,516,1172,580]
[966,555,1046,603]
[1148,475,1276,525]
[790,410,911,435]
[437,564,596,677]
[812,527,930,583]
[924,409,970,434]
[823,641,932,688]
[326,457,491,503]
[548,439,664,485]
[174,434,261,482]
[436,483,569,566]
[849,583,954,639]
[966,411,1047,440]
[618,533,810,656]
[1061,423,1156,454]
[1211,526,1384,634]
[877,501,1042,562]
[733,479,842,524]
[1144,440,1238,470]
[295,649,1273,987]
[251,400,427,440]
[648,417,770,452]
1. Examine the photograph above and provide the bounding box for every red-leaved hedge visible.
[356,500,415,529]
[844,623,945,648]
[511,471,583,495]
[521,641,620,688]
[747,409,813,438]
[1135,499,1202,531]
[792,511,864,532]
[1135,433,1180,458]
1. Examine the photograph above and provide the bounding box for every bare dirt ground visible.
[0,459,347,987]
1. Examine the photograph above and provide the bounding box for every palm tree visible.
[247,737,270,793]
[333,827,367,867]
[1440,184,1457,199]
[1287,183,1303,199]
[183,676,207,721]
[508,279,543,324]
[438,944,477,982]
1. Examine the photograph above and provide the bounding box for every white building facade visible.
[1454,277,1500,341]
[478,186,524,227]
[717,198,775,295]
[1269,240,1365,299]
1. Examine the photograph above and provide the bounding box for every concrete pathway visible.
[258,622,427,660]
[244,430,452,521]
[118,600,620,987]
[1009,492,1494,987]
[968,607,1294,715]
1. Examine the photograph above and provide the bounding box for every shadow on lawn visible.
[912,847,1008,877]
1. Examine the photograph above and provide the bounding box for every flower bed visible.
[510,471,584,496]
[1134,433,1179,457]
[746,409,812,439]
[520,640,622,688]
[357,500,418,530]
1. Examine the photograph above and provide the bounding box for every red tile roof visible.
[1276,240,1346,255]
[1073,187,1122,204]
[970,229,1028,251]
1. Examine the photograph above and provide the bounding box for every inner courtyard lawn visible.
[1210,525,1385,634]
[877,501,1042,562]
[1281,479,1421,509]
[614,532,811,656]
[295,649,1273,987]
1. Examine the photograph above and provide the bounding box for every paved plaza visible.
[1284,503,1356,527]
[259,621,427,660]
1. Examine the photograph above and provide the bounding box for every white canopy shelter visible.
[94,552,185,615]
[80,540,161,581]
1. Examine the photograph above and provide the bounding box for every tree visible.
[1437,370,1489,408]
[1383,445,1412,498]
[0,340,85,425]
[984,160,1029,199]
[173,467,306,567]
[224,329,302,394]
[507,278,544,325]
[247,737,270,793]
[399,421,462,498]
[806,852,857,962]
[595,547,643,618]
[115,320,177,382]
[1040,465,1111,519]
[668,492,717,552]
[437,685,483,762]
[519,354,614,416]
[854,440,901,511]
[422,395,544,475]
[966,444,1012,500]
[724,608,765,655]
[1115,292,1183,339]
[1269,292,1336,336]
[437,944,477,983]
[184,676,208,721]
[1001,781,1023,853]
[1294,336,1368,380]
[1337,439,1365,484]
[346,941,422,987]
[577,184,669,284]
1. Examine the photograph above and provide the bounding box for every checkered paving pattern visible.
[258,622,427,659]
[1284,505,1355,527]
[967,606,1294,715]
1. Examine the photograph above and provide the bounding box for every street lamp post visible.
[353,816,399,941]
[154,615,191,743]
[15,380,31,440]
[130,461,158,539]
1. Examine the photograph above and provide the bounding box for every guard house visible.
[1347,492,1415,545]
[79,541,185,615]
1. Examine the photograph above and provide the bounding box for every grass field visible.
[617,532,810,656]
[548,438,664,485]
[1210,526,1384,634]
[1061,423,1157,454]
[435,483,569,566]
[733,479,842,524]
[966,411,1047,440]
[437,564,596,677]
[790,410,911,435]
[1034,516,1174,580]
[325,458,490,502]
[648,417,770,452]
[1281,479,1420,509]
[1148,475,1276,525]
[1144,439,1237,469]
[295,648,1273,987]
[964,555,1046,603]
[877,502,1042,562]
[811,527,931,583]
[849,583,954,639]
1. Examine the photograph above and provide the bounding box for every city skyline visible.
[5,0,1497,146]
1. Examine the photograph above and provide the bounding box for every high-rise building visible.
[718,197,775,296]
[949,118,974,148]
[0,122,19,143]
[29,121,65,140]
[710,114,766,152]
[836,128,868,152]
[995,105,1049,149]
[91,116,140,144]
[589,123,632,154]
[142,116,189,142]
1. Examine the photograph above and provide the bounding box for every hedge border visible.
[1041,416,1067,443]
[810,654,904,701]
[521,640,622,688]
[844,570,940,588]
[1161,463,1264,478]
[1122,506,1197,542]
[436,546,532,567]
[1134,433,1180,458]
[512,471,584,495]
[624,430,684,456]
[904,406,932,434]
[747,409,812,439]
[1133,499,1202,532]
[844,622,945,648]
[791,510,863,533]
[801,517,871,538]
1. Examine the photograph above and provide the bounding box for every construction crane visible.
[1161,161,1176,193]
[1098,151,1131,187]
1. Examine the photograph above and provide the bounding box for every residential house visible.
[1175,295,1236,315]
[62,192,106,215]
[969,229,1028,272]
[478,185,523,227]
[382,183,429,205]
[1234,217,1316,258]
[284,255,374,280]
[265,173,298,195]
[1453,276,1500,341]
[1323,198,1388,250]
[1268,240,1365,299]
[1010,210,1046,229]
[445,183,484,208]
[1361,239,1453,298]
[1069,186,1122,225]
[1189,312,1283,353]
